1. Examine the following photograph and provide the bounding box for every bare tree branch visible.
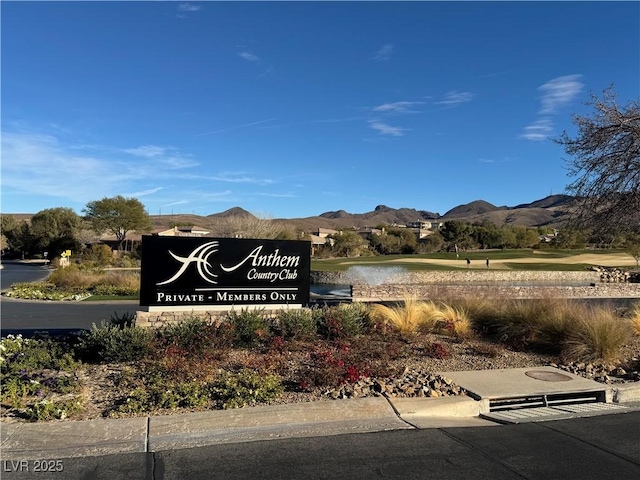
[555,87,640,235]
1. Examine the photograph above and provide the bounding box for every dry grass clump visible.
[629,302,640,337]
[455,295,632,363]
[369,295,440,336]
[562,305,632,363]
[96,271,140,290]
[369,295,472,338]
[48,266,141,296]
[49,266,104,289]
[448,294,495,323]
[435,304,472,339]
[466,297,573,350]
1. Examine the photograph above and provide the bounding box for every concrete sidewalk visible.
[3,377,640,461]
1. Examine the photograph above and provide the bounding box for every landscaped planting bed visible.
[1,298,639,422]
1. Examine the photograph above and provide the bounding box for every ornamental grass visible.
[561,305,632,363]
[629,302,640,337]
[369,294,440,336]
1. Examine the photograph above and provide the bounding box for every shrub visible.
[227,308,271,348]
[276,309,317,340]
[297,342,377,390]
[369,295,440,336]
[114,372,211,413]
[110,311,136,329]
[83,244,114,265]
[156,317,234,357]
[91,284,139,296]
[425,342,450,360]
[76,323,154,363]
[562,307,632,363]
[0,335,84,419]
[23,398,84,421]
[111,254,140,268]
[4,282,76,301]
[0,335,78,374]
[317,303,368,340]
[114,378,211,414]
[210,369,283,409]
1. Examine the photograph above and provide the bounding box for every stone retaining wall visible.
[312,270,601,285]
[352,283,640,301]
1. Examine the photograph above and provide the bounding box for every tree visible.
[84,196,152,250]
[329,230,369,258]
[418,231,444,253]
[1,215,33,258]
[29,207,84,258]
[472,221,502,249]
[625,234,640,270]
[555,87,640,235]
[210,212,287,239]
[370,227,417,255]
[440,220,474,250]
[511,226,540,249]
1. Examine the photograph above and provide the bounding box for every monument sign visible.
[140,236,311,309]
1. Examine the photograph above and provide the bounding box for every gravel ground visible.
[56,331,640,422]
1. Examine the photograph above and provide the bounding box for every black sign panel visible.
[140,236,311,307]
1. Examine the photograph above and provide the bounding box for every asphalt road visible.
[0,262,138,335]
[2,411,639,480]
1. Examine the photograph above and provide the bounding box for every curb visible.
[610,383,640,403]
[0,394,493,460]
[2,384,640,461]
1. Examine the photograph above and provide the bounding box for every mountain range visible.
[7,195,575,232]
[148,194,576,232]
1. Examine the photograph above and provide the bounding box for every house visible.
[313,228,339,238]
[355,227,383,238]
[406,220,443,230]
[157,226,211,237]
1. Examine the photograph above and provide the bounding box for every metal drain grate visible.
[483,401,628,424]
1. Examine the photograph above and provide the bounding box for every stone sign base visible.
[136,304,303,329]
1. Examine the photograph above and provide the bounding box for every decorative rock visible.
[321,369,466,401]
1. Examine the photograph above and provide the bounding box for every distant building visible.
[355,227,383,238]
[158,225,211,237]
[406,220,443,230]
[313,228,339,238]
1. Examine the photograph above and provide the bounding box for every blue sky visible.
[2,1,638,219]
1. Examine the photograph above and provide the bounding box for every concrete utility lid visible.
[439,366,606,400]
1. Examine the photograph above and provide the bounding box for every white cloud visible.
[519,118,554,141]
[435,91,474,105]
[177,3,201,13]
[374,43,394,61]
[124,145,170,158]
[1,132,130,203]
[123,187,164,197]
[520,74,583,141]
[163,200,190,207]
[201,190,233,200]
[238,51,260,63]
[368,121,407,137]
[197,118,276,136]
[257,192,297,198]
[123,144,198,169]
[372,101,424,114]
[538,74,583,114]
[181,172,274,186]
[0,132,199,207]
